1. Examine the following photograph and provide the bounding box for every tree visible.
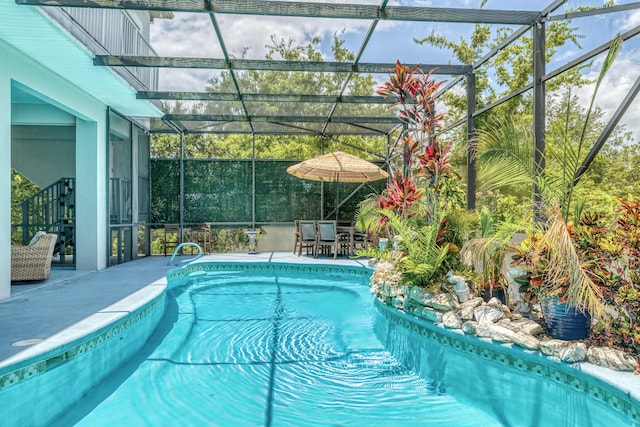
[10,170,40,244]
[415,4,587,120]
[413,4,637,219]
[151,33,389,161]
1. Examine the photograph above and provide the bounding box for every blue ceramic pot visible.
[541,298,591,340]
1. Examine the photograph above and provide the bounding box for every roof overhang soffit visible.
[17,0,541,25]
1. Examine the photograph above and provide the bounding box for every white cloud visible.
[149,13,372,91]
[568,49,640,142]
[616,8,640,31]
[150,13,221,58]
[217,15,370,59]
[158,68,222,92]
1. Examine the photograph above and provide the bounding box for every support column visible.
[76,117,107,270]
[0,77,11,299]
[251,133,256,228]
[131,127,140,260]
[533,21,546,222]
[466,71,477,210]
[179,132,184,241]
[320,138,325,219]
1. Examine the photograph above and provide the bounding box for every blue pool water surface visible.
[54,267,634,426]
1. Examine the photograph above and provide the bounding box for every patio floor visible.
[0,252,370,364]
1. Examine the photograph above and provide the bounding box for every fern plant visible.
[383,209,451,289]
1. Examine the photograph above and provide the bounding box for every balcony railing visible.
[41,7,158,90]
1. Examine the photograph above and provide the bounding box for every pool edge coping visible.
[0,277,167,388]
[2,260,638,422]
[376,298,640,422]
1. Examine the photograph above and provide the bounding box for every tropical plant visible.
[378,171,425,216]
[376,61,460,220]
[461,208,528,297]
[477,34,622,221]
[534,208,605,318]
[357,60,471,290]
[384,209,451,289]
[355,169,425,239]
[589,197,640,357]
[472,34,622,318]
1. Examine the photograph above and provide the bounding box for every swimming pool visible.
[49,264,637,426]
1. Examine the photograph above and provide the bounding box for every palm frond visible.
[476,117,534,191]
[538,209,606,320]
[355,195,383,234]
[461,218,530,285]
[563,34,622,220]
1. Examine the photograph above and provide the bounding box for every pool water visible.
[55,269,503,426]
[53,267,636,426]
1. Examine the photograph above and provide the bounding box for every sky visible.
[147,0,640,141]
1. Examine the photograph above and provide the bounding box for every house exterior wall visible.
[1,38,110,298]
[11,125,76,188]
[0,72,11,300]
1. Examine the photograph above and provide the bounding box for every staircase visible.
[19,178,75,267]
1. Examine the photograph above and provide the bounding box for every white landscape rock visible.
[460,297,484,320]
[420,307,443,323]
[407,286,434,307]
[475,323,493,338]
[370,264,639,374]
[509,318,543,336]
[489,324,514,343]
[442,311,463,329]
[392,295,405,310]
[487,297,503,307]
[560,343,587,363]
[510,331,541,351]
[474,305,506,324]
[430,293,460,312]
[586,346,638,371]
[462,320,477,335]
[540,339,571,357]
[487,324,540,350]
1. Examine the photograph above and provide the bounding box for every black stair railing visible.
[19,177,75,266]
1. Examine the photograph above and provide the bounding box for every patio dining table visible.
[337,224,356,256]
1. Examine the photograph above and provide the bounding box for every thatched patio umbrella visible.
[287,151,389,218]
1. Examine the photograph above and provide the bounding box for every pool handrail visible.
[167,243,203,266]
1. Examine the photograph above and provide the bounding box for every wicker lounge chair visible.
[11,233,58,282]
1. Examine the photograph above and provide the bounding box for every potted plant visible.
[243,227,263,254]
[460,208,524,304]
[471,34,622,339]
[508,229,544,294]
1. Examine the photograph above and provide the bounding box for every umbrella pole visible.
[335,181,339,220]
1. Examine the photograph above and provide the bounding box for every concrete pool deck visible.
[0,252,369,364]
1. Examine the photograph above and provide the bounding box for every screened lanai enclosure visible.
[11,0,640,262]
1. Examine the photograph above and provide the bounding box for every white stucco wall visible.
[11,124,76,188]
[1,38,110,297]
[76,119,106,271]
[0,71,11,300]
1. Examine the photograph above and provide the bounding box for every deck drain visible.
[11,338,45,347]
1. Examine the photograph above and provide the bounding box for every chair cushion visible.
[29,231,47,246]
